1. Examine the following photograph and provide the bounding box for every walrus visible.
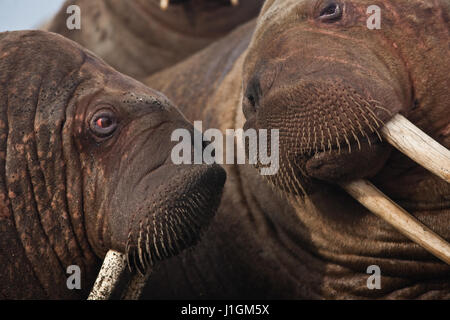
[45,0,264,80]
[143,0,450,299]
[0,30,226,299]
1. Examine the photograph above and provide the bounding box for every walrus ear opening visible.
[340,113,450,266]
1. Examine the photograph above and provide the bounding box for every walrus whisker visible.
[381,114,450,183]
[359,126,372,147]
[159,220,169,258]
[172,211,188,252]
[351,130,361,151]
[348,95,383,128]
[342,130,352,154]
[341,180,450,265]
[137,221,145,273]
[319,124,326,152]
[359,112,374,132]
[326,127,333,153]
[374,128,383,143]
[134,244,146,276]
[163,210,175,254]
[146,223,152,264]
[88,250,127,300]
[152,217,161,260]
[362,99,386,127]
[336,137,341,155]
[287,160,308,197]
[142,217,151,267]
[174,207,194,246]
[313,126,318,154]
[126,232,134,272]
[369,99,393,116]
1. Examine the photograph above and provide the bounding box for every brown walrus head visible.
[242,0,419,195]
[0,30,226,284]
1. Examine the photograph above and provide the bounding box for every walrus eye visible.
[90,109,118,138]
[319,2,342,22]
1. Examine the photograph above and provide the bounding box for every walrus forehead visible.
[247,0,311,71]
[80,54,172,105]
[257,0,312,30]
[259,0,306,22]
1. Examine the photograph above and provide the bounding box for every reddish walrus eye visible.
[90,109,118,138]
[96,117,112,128]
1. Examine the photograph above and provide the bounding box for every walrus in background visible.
[0,30,225,299]
[45,0,264,80]
[144,0,450,298]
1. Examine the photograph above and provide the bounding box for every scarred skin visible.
[0,30,225,299]
[45,0,264,80]
[144,0,450,299]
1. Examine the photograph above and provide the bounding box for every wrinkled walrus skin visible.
[0,30,225,299]
[45,0,264,80]
[144,0,450,299]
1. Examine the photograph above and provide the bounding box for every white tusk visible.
[341,179,450,265]
[381,114,450,183]
[121,271,152,300]
[160,0,169,10]
[230,0,239,6]
[88,250,127,300]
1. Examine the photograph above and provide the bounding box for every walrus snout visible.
[107,163,226,273]
[243,74,399,189]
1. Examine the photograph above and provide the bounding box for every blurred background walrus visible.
[44,0,264,79]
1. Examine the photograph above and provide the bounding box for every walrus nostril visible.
[244,77,262,116]
[247,94,256,108]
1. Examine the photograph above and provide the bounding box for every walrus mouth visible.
[303,132,387,182]
[274,114,450,265]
